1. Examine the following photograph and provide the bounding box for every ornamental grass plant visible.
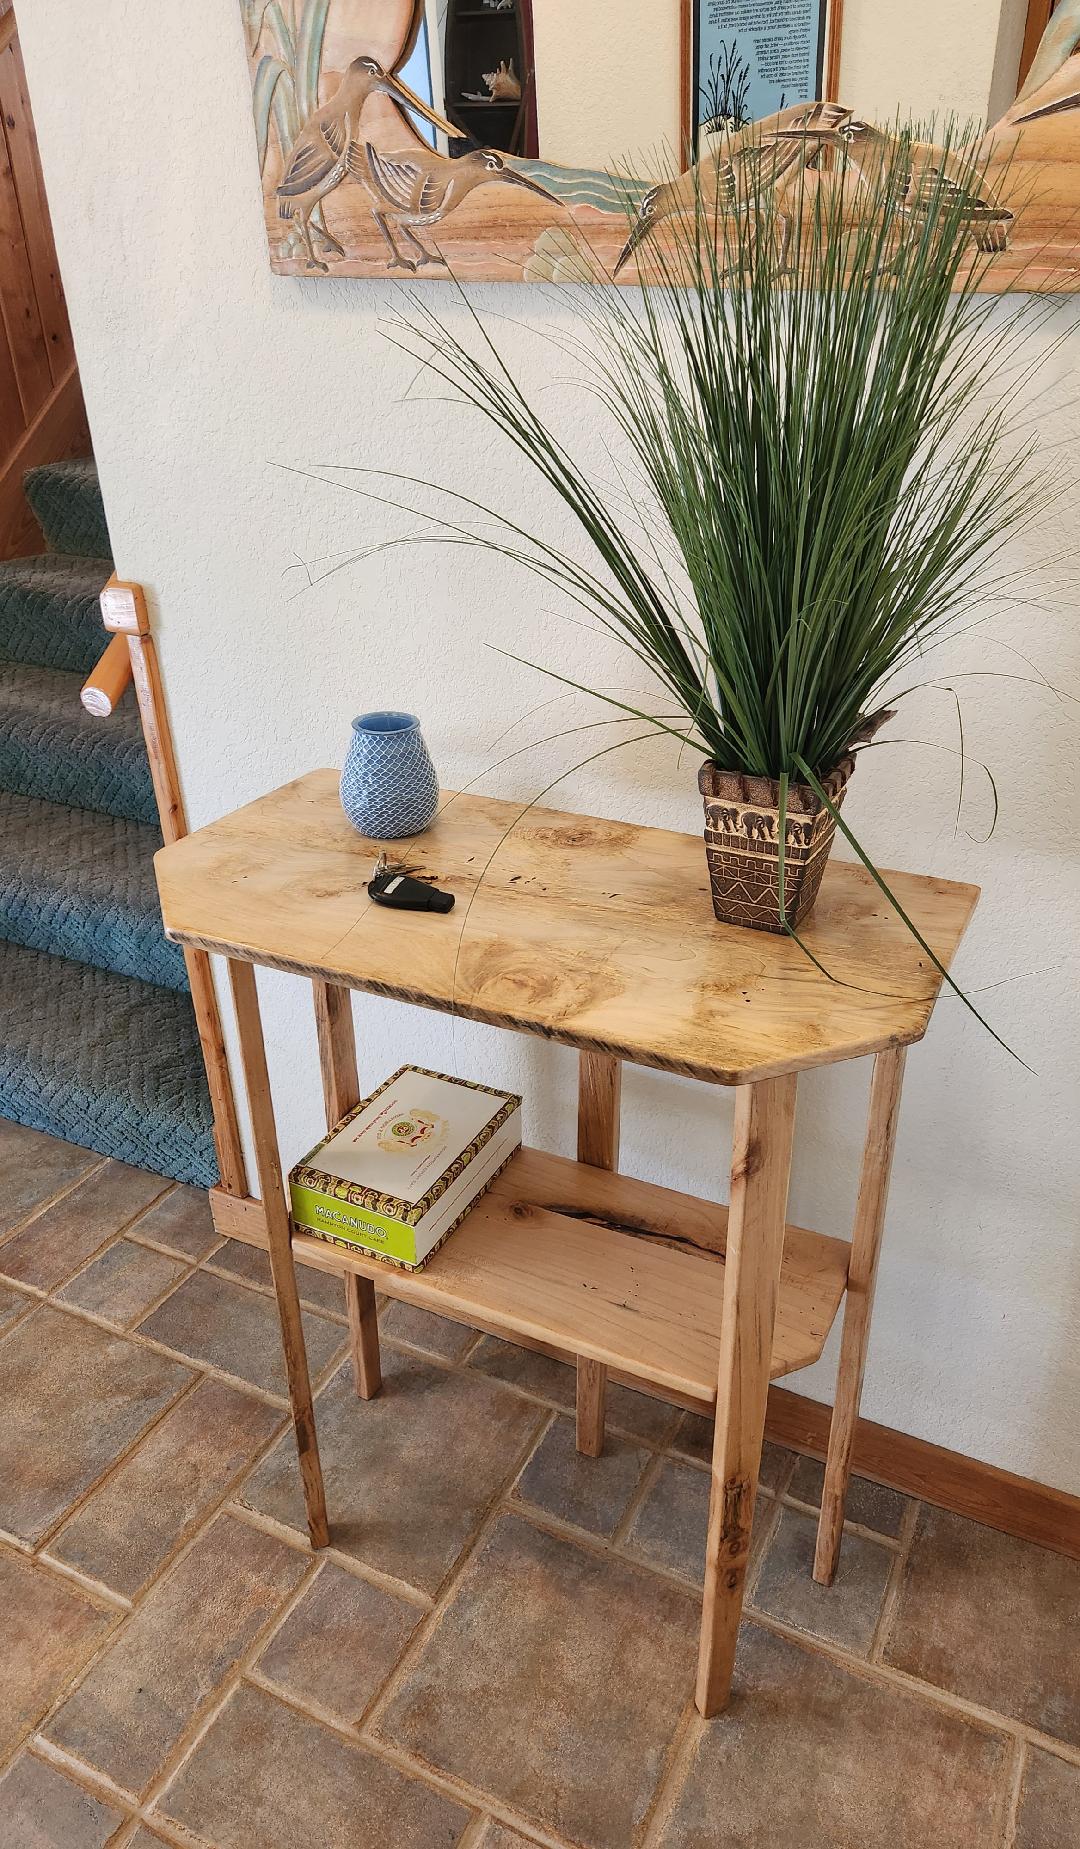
[363,120,1057,1044]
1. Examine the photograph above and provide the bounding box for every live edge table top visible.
[154,771,979,1086]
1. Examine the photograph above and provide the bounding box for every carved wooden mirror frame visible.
[244,0,1080,291]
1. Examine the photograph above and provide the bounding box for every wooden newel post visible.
[98,575,248,1199]
[575,1050,623,1456]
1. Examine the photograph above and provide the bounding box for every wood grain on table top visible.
[155,771,979,1084]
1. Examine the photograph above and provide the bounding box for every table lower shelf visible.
[211,1146,850,1406]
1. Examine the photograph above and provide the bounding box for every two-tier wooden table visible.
[154,770,978,1716]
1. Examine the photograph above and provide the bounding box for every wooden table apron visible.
[154,774,978,1718]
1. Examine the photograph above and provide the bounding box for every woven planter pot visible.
[697,757,855,933]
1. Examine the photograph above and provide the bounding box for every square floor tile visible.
[46,1377,283,1600]
[0,1280,32,1335]
[0,1751,127,1846]
[157,1682,471,1847]
[206,1236,347,1318]
[788,1455,910,1538]
[751,1505,894,1654]
[623,1459,773,1588]
[468,1338,682,1446]
[256,1559,420,1725]
[44,1512,308,1797]
[0,1121,99,1238]
[606,1384,684,1448]
[378,1511,698,1849]
[0,1547,113,1761]
[137,1269,344,1398]
[0,1163,167,1292]
[0,1306,192,1546]
[883,1506,1080,1745]
[657,1623,1009,1848]
[129,1186,217,1260]
[381,1299,480,1361]
[514,1416,649,1538]
[1014,1747,1080,1848]
[467,1335,575,1406]
[671,1416,795,1493]
[241,1348,542,1595]
[57,1239,187,1327]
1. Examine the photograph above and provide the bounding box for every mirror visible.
[244,0,1080,291]
[426,1,539,160]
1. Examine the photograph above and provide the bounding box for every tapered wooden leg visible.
[813,1045,907,1586]
[577,1050,622,1171]
[575,1051,622,1455]
[576,1357,607,1458]
[230,959,329,1549]
[345,1273,382,1399]
[312,979,382,1400]
[696,1074,797,1718]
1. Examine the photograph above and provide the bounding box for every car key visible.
[368,855,455,913]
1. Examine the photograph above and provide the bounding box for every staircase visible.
[0,460,217,1186]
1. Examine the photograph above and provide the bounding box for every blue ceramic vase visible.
[340,711,440,840]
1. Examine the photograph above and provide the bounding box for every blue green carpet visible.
[23,458,112,558]
[0,460,217,1186]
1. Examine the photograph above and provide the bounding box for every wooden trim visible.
[0,359,88,557]
[823,0,845,103]
[766,1385,1080,1564]
[99,576,248,1198]
[679,0,693,159]
[0,34,73,389]
[1019,0,1054,91]
[209,1184,1080,1565]
[80,631,132,717]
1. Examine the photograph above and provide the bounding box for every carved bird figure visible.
[277,55,460,271]
[841,123,1014,253]
[613,102,856,276]
[348,143,556,270]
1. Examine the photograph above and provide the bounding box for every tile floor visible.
[1,1118,1079,1848]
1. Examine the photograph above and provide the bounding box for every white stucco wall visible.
[533,0,681,168]
[15,0,1080,1493]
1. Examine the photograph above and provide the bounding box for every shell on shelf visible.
[482,58,521,100]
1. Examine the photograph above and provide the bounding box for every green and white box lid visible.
[293,1066,521,1226]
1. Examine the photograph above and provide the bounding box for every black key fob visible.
[369,869,455,913]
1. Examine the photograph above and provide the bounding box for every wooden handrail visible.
[80,630,132,716]
[97,574,248,1198]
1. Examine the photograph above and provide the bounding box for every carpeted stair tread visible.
[0,939,216,1188]
[0,660,156,825]
[0,792,188,993]
[0,554,113,674]
[23,457,111,558]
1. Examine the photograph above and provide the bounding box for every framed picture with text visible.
[682,0,843,155]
